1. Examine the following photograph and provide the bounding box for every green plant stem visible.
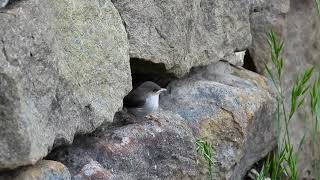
[316,0,320,15]
[196,139,214,180]
[258,30,314,180]
[280,83,291,147]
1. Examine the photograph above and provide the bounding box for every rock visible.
[0,160,71,180]
[73,161,114,180]
[0,0,8,8]
[50,61,276,180]
[112,0,252,77]
[249,0,320,178]
[161,61,276,179]
[223,51,246,67]
[48,111,200,179]
[0,0,131,170]
[248,0,290,72]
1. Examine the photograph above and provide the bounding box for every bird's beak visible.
[158,88,167,93]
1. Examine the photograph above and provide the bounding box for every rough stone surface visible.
[73,160,114,180]
[0,160,71,180]
[223,51,246,67]
[249,0,320,178]
[0,0,131,170]
[161,62,276,179]
[49,111,200,180]
[50,62,276,180]
[249,0,290,72]
[112,0,252,77]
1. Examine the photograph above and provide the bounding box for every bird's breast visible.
[144,94,159,111]
[127,94,160,117]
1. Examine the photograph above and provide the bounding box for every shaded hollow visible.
[243,50,258,73]
[0,0,21,9]
[130,58,176,88]
[244,149,276,180]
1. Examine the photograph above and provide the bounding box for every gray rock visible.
[50,62,276,180]
[249,0,320,178]
[161,61,276,179]
[49,111,201,180]
[249,0,290,72]
[0,160,71,180]
[223,51,246,67]
[0,0,131,170]
[73,160,114,180]
[0,0,8,8]
[112,0,252,77]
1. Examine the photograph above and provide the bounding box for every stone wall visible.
[0,0,318,179]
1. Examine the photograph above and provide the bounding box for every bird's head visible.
[138,81,167,96]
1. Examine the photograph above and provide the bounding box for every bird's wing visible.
[123,92,146,108]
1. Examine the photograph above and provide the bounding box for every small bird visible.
[123,81,167,117]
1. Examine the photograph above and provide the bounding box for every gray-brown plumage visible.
[123,81,166,117]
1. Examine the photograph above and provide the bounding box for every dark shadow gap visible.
[244,149,276,180]
[0,0,22,10]
[243,50,258,73]
[130,58,176,89]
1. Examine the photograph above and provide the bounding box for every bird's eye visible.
[153,89,158,93]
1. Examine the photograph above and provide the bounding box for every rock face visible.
[2,0,316,178]
[249,0,320,178]
[0,0,131,170]
[249,0,290,72]
[50,62,276,180]
[112,0,252,77]
[161,62,276,179]
[49,111,200,180]
[0,160,71,180]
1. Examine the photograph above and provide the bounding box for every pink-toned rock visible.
[49,111,200,179]
[74,161,113,180]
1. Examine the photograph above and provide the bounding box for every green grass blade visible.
[196,139,214,180]
[298,132,306,151]
[316,0,320,15]
[265,64,276,83]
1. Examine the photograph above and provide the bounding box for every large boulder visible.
[50,62,276,180]
[48,111,200,180]
[112,0,253,77]
[0,0,131,170]
[161,62,276,179]
[249,0,320,178]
